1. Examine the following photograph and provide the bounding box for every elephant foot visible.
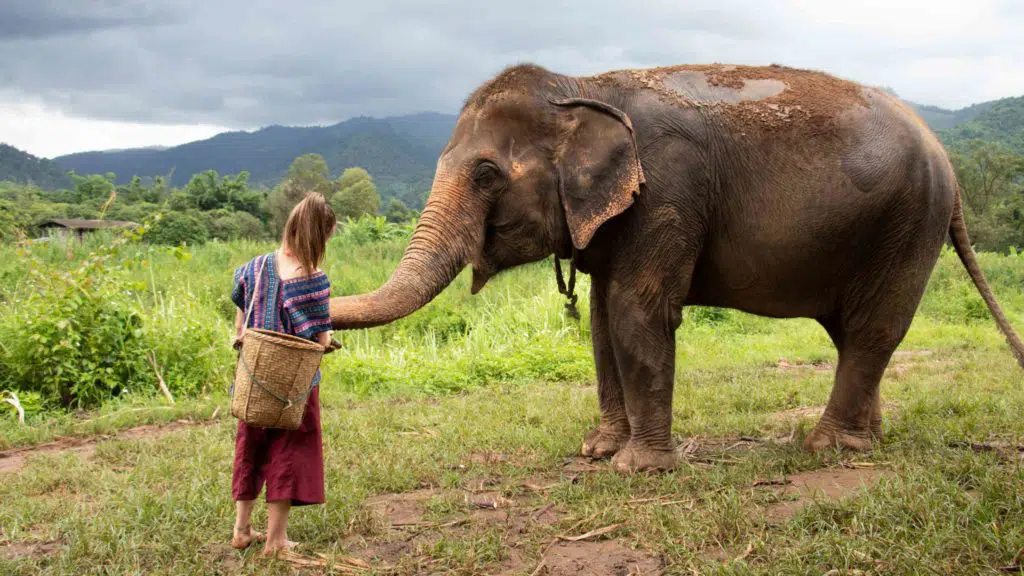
[581,422,630,459]
[610,441,678,474]
[802,421,875,453]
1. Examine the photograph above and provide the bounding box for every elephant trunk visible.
[328,175,482,329]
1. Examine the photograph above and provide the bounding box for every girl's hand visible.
[232,336,244,351]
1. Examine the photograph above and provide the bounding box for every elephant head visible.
[328,65,645,329]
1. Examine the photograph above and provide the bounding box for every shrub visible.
[0,220,225,409]
[0,231,151,408]
[337,214,414,246]
[146,211,209,246]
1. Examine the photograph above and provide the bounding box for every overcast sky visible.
[1,0,1021,158]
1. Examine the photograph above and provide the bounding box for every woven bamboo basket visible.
[230,255,326,430]
[232,328,324,430]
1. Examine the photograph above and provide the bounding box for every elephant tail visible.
[947,184,1024,369]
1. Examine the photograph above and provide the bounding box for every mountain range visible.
[2,93,1022,209]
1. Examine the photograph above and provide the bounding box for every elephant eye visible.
[473,161,503,191]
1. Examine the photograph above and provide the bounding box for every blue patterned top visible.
[231,252,332,387]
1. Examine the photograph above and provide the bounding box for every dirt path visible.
[0,419,218,475]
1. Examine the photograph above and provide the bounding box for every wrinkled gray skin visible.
[329,63,1024,473]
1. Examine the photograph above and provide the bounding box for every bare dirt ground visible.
[757,466,894,524]
[0,419,214,475]
[305,440,895,575]
[344,472,664,576]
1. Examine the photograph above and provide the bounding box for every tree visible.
[68,172,116,203]
[146,211,209,246]
[286,154,332,194]
[331,167,380,220]
[269,154,340,235]
[949,139,1024,252]
[384,198,416,223]
[951,139,1024,217]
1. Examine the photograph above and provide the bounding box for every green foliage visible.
[940,96,1024,153]
[949,139,1024,253]
[67,171,116,204]
[384,197,418,223]
[0,222,152,409]
[0,222,228,411]
[145,211,209,246]
[336,214,414,245]
[181,170,263,216]
[332,167,381,220]
[268,154,341,235]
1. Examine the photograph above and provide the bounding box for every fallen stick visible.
[392,517,469,530]
[562,511,601,535]
[532,503,555,520]
[752,478,792,487]
[557,523,622,542]
[147,352,174,405]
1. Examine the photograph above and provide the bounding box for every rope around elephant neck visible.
[553,254,579,320]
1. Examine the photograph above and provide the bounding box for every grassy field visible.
[1,231,1023,575]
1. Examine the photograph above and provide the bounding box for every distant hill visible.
[906,100,998,131]
[935,96,1024,153]
[0,143,70,189]
[54,112,457,209]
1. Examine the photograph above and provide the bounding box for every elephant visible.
[328,62,1024,473]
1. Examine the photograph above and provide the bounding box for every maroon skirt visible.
[231,386,324,506]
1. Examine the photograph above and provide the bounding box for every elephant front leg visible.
[582,281,630,459]
[607,289,681,473]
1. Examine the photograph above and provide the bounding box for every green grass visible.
[0,344,1021,575]
[1,236,1023,574]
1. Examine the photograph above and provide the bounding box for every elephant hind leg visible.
[803,327,901,452]
[804,189,948,453]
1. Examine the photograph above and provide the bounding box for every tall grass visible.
[1,219,1022,417]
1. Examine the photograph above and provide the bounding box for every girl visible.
[227,192,337,556]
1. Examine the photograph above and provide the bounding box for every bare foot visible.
[230,527,266,550]
[262,539,299,558]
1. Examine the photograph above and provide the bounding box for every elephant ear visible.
[551,97,646,250]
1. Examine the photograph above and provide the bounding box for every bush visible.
[337,214,414,246]
[0,221,226,409]
[146,211,209,246]
[0,231,151,408]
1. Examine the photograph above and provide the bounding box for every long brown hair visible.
[281,192,337,276]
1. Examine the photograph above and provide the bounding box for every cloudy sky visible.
[1,0,1021,158]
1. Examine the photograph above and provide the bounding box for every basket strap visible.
[241,255,268,338]
[235,349,318,407]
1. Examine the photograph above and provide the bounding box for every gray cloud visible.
[0,0,176,39]
[0,0,1021,131]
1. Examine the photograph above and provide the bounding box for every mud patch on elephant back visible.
[593,63,869,136]
[539,540,663,575]
[757,466,894,523]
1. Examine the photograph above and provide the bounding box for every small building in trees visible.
[38,218,139,241]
